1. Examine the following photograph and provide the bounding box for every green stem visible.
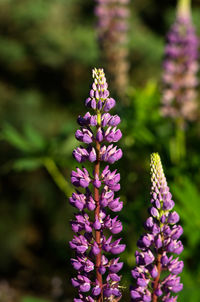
[43,157,72,196]
[176,118,186,162]
[170,118,186,164]
[177,0,191,18]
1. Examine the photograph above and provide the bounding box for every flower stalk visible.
[152,253,162,302]
[94,127,103,301]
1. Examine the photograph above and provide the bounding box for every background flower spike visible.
[95,0,130,99]
[161,0,199,122]
[161,0,199,163]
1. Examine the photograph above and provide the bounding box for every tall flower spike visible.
[130,153,184,302]
[95,0,130,98]
[70,68,125,302]
[161,0,199,122]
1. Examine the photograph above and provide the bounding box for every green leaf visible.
[2,124,32,152]
[171,177,200,251]
[21,296,50,302]
[52,135,78,156]
[23,125,46,150]
[178,268,200,302]
[13,158,42,171]
[0,37,26,64]
[134,126,155,144]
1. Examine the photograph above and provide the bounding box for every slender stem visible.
[170,118,186,164]
[95,112,103,302]
[43,157,73,196]
[176,118,185,161]
[152,253,162,302]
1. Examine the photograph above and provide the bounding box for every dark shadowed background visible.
[0,0,200,301]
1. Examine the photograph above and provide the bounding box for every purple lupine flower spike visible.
[70,68,125,301]
[161,0,199,122]
[130,153,183,302]
[95,0,130,98]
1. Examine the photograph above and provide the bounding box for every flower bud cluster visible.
[95,0,130,97]
[161,14,199,122]
[130,153,183,301]
[70,68,125,301]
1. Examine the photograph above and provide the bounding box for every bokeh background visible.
[1,0,200,301]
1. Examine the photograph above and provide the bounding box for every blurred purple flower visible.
[161,6,199,122]
[95,0,130,98]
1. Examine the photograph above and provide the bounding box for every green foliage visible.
[13,158,42,171]
[1,122,78,167]
[21,296,50,302]
[126,80,160,145]
[1,123,74,195]
[0,37,26,64]
[178,268,200,301]
[2,124,35,153]
[172,177,200,255]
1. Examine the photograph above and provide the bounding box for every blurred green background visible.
[0,0,200,301]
